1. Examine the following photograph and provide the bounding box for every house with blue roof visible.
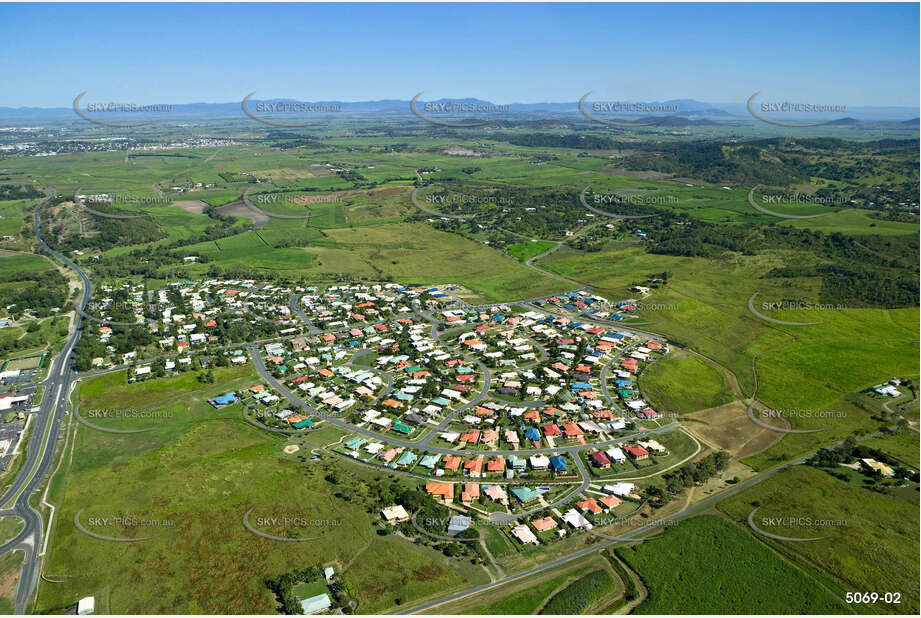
[524,427,541,442]
[550,455,568,472]
[208,393,237,408]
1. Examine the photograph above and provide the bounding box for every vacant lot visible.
[639,348,735,414]
[683,401,782,459]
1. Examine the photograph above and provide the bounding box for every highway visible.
[0,201,858,616]
[0,189,89,613]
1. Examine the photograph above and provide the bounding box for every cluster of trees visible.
[646,451,731,506]
[0,183,44,200]
[497,132,620,150]
[265,563,327,615]
[642,215,919,308]
[0,270,68,318]
[808,435,918,483]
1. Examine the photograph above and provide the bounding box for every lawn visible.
[615,515,850,614]
[291,580,329,600]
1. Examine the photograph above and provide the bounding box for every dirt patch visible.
[0,552,22,601]
[261,167,331,180]
[172,200,208,215]
[684,401,783,459]
[600,167,671,180]
[217,201,267,228]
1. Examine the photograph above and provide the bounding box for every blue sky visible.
[0,2,918,107]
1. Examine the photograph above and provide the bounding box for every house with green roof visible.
[345,437,367,450]
[419,454,440,469]
[391,421,414,435]
[396,451,418,466]
[299,594,332,615]
[511,486,541,503]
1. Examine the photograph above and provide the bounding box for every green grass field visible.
[616,515,850,614]
[540,243,919,469]
[860,428,920,468]
[37,366,487,614]
[639,349,736,414]
[538,569,616,614]
[0,550,24,614]
[0,517,24,545]
[718,465,919,613]
[507,240,556,262]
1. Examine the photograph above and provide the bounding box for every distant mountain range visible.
[0,97,917,125]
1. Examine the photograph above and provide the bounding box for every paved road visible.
[398,429,883,615]
[288,293,320,334]
[0,189,88,613]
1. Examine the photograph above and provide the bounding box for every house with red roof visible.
[443,455,461,472]
[461,482,480,504]
[464,457,484,478]
[590,451,611,468]
[599,494,622,510]
[486,456,505,473]
[426,482,454,503]
[577,498,602,514]
[531,516,558,532]
[562,422,584,438]
[624,444,650,460]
